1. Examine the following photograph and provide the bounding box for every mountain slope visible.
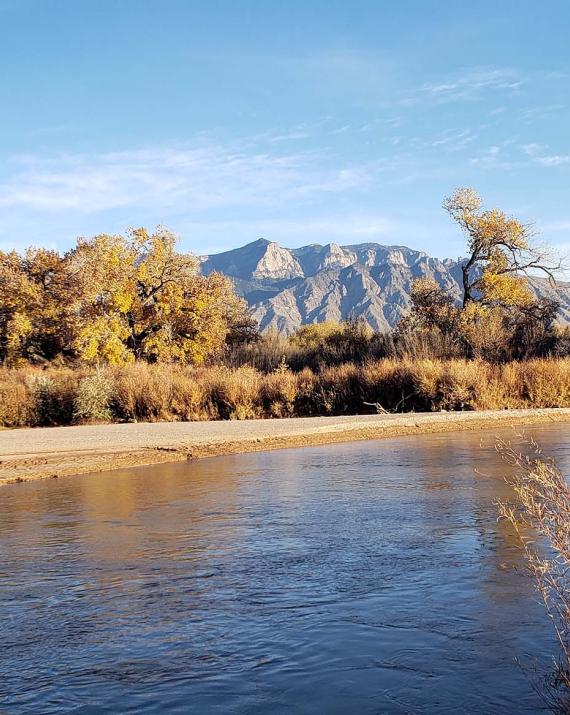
[200,239,570,333]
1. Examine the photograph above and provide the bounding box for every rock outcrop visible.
[199,238,570,333]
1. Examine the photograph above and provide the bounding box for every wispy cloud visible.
[519,104,567,122]
[398,68,523,106]
[397,66,568,112]
[521,143,546,156]
[266,130,311,143]
[469,154,519,170]
[467,141,570,170]
[330,124,352,135]
[519,142,570,167]
[535,154,570,167]
[191,215,394,241]
[424,128,477,150]
[185,214,442,256]
[421,68,523,101]
[0,143,372,215]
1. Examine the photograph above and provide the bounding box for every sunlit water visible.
[2,423,570,714]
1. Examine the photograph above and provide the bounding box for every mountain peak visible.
[199,239,570,333]
[249,237,271,247]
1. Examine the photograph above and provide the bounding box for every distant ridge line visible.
[199,239,570,333]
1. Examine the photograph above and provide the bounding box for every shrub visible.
[497,438,570,710]
[517,359,570,408]
[412,359,482,411]
[316,363,362,414]
[74,369,113,423]
[0,376,33,427]
[3,357,570,427]
[261,362,298,417]
[26,371,77,426]
[170,368,208,421]
[202,366,262,420]
[111,363,176,422]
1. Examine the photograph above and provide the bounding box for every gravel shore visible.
[2,408,570,485]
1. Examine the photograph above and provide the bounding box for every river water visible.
[2,423,570,714]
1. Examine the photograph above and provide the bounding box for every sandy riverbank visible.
[2,408,570,485]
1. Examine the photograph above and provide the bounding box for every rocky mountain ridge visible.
[200,238,570,333]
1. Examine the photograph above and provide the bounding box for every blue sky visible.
[0,0,569,259]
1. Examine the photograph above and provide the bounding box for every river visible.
[2,423,569,714]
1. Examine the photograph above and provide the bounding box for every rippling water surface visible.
[2,423,570,714]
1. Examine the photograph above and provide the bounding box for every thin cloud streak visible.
[535,155,570,166]
[0,143,373,214]
[421,68,523,100]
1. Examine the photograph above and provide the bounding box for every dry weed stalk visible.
[496,436,570,712]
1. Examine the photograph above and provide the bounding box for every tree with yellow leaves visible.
[0,227,253,366]
[0,251,36,364]
[443,187,560,308]
[69,227,251,365]
[0,248,74,364]
[404,188,562,360]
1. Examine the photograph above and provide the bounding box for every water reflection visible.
[2,423,570,713]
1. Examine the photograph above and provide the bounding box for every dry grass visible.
[497,437,570,713]
[0,372,32,427]
[3,357,570,428]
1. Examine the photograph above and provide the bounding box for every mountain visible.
[200,238,570,333]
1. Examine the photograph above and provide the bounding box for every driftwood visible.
[363,401,390,414]
[363,391,417,414]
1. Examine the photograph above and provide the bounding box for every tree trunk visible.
[462,263,472,307]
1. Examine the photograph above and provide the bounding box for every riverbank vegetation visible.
[497,439,570,712]
[1,187,569,427]
[2,357,570,427]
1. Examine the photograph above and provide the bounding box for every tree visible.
[405,277,459,334]
[68,227,249,365]
[0,227,251,366]
[508,297,560,359]
[290,322,343,350]
[443,187,561,308]
[0,251,37,365]
[403,188,562,361]
[24,248,79,361]
[0,248,74,364]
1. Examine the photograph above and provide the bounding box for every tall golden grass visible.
[497,438,570,712]
[2,357,570,428]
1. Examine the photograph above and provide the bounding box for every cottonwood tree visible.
[403,188,563,360]
[443,187,561,308]
[405,277,459,334]
[69,227,251,364]
[0,250,37,364]
[0,248,76,364]
[0,228,251,366]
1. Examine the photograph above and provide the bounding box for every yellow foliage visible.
[290,322,343,348]
[457,303,511,360]
[67,229,247,365]
[478,269,533,307]
[74,316,134,365]
[0,228,249,366]
[443,187,546,310]
[0,248,74,364]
